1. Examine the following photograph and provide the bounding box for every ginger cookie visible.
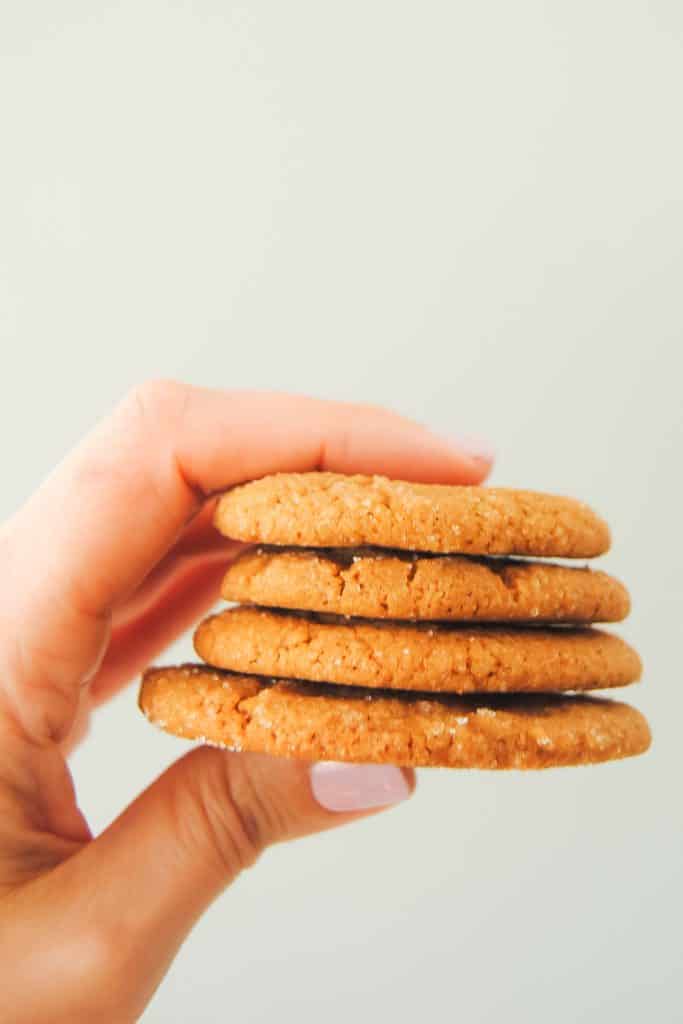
[139,665,651,769]
[194,608,642,694]
[222,547,630,623]
[214,473,610,557]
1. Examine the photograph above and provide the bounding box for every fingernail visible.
[310,762,412,812]
[450,433,496,464]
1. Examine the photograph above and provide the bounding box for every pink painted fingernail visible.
[310,762,412,812]
[451,433,496,464]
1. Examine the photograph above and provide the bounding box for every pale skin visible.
[0,382,492,1022]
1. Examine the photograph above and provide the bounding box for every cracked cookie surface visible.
[214,473,611,557]
[222,547,630,623]
[138,665,651,768]
[194,608,642,694]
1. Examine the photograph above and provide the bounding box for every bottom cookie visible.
[139,665,651,770]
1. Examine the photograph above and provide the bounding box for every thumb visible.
[9,749,414,1021]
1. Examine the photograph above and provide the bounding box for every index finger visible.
[1,381,492,744]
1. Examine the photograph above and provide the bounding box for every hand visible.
[0,382,492,1022]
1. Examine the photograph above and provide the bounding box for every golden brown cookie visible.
[194,608,642,694]
[222,547,630,623]
[139,665,651,769]
[214,473,611,557]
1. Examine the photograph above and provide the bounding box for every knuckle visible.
[80,921,130,979]
[345,399,394,421]
[106,377,197,505]
[173,752,269,881]
[222,753,292,849]
[65,924,143,1020]
[123,378,191,434]
[319,399,398,469]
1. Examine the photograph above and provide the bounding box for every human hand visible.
[0,382,492,1022]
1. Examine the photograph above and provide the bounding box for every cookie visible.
[214,473,610,557]
[222,547,630,623]
[139,665,651,769]
[194,608,642,694]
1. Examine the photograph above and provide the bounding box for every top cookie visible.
[214,473,611,558]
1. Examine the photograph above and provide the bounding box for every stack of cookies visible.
[140,474,650,770]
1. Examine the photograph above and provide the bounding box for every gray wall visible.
[2,3,681,1022]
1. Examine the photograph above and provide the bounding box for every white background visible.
[1,3,682,1021]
